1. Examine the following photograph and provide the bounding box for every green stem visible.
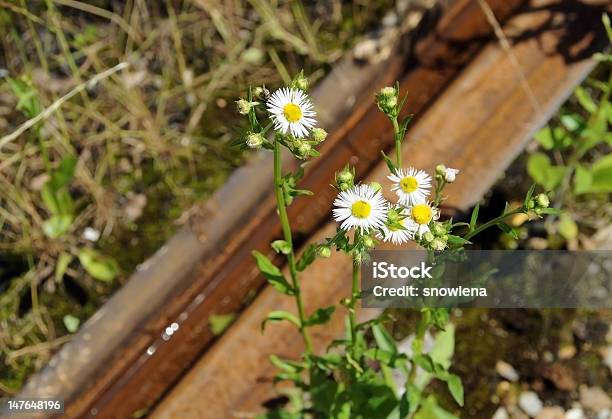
[273,137,313,354]
[463,208,524,241]
[392,117,402,167]
[348,230,361,356]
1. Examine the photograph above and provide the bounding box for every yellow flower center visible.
[351,200,372,218]
[283,103,302,123]
[400,176,418,193]
[411,204,432,225]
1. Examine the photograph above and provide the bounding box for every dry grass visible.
[0,0,394,394]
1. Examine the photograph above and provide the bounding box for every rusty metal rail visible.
[8,0,609,418]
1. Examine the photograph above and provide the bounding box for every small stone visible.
[597,409,611,419]
[558,345,577,360]
[580,386,612,412]
[536,407,565,419]
[496,360,520,382]
[492,407,509,419]
[519,391,543,417]
[565,408,586,419]
[82,227,101,242]
[508,405,529,419]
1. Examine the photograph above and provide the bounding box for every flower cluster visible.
[332,162,459,250]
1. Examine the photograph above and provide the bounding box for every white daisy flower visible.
[267,87,316,138]
[405,201,439,238]
[333,184,388,232]
[388,167,432,206]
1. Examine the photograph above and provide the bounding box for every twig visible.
[0,62,129,150]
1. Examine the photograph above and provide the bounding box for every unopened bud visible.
[236,98,253,115]
[338,181,351,192]
[317,245,331,258]
[431,222,446,236]
[253,86,269,100]
[311,128,328,143]
[336,168,354,184]
[246,132,264,149]
[423,232,435,243]
[362,235,376,249]
[291,73,309,91]
[535,193,550,208]
[295,141,311,158]
[431,238,447,251]
[436,164,447,176]
[379,86,396,98]
[387,208,401,224]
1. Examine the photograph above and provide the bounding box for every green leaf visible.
[364,348,407,368]
[49,156,77,190]
[261,310,300,331]
[209,313,236,335]
[270,240,291,255]
[413,354,435,373]
[469,204,479,231]
[588,154,612,193]
[527,152,565,190]
[381,151,398,175]
[42,215,73,238]
[558,213,578,240]
[78,248,118,282]
[304,306,335,326]
[252,251,294,295]
[269,355,305,373]
[415,395,458,419]
[296,244,317,272]
[524,184,536,208]
[496,223,519,239]
[446,235,471,246]
[574,164,593,194]
[446,374,464,406]
[63,314,80,333]
[372,324,397,354]
[575,86,597,114]
[55,252,73,282]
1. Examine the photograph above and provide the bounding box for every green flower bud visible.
[246,132,264,149]
[338,181,351,192]
[431,237,447,251]
[236,98,253,115]
[362,235,376,249]
[295,141,311,158]
[535,193,550,208]
[423,231,435,243]
[291,73,309,91]
[317,245,331,258]
[431,222,446,236]
[379,86,396,98]
[376,87,399,116]
[387,208,401,224]
[527,199,536,210]
[370,182,382,193]
[436,164,447,176]
[336,168,354,184]
[252,86,269,100]
[311,127,328,143]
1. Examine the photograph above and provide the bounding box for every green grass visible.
[0,0,394,395]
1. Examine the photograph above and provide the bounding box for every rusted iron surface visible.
[150,1,606,417]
